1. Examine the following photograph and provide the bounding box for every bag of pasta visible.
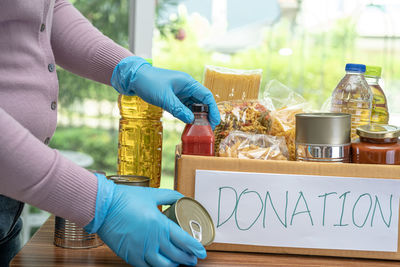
[214,100,272,156]
[203,65,262,102]
[219,131,288,161]
[263,80,310,161]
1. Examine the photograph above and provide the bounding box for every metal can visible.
[106,175,150,187]
[54,217,104,249]
[295,113,351,162]
[54,169,107,249]
[163,197,215,246]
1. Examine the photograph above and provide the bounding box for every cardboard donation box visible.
[174,147,400,260]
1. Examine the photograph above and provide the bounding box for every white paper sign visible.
[194,170,400,252]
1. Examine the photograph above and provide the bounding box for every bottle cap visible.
[365,65,382,78]
[356,124,400,139]
[191,103,209,113]
[345,63,366,73]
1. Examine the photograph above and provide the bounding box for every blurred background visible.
[24,0,400,243]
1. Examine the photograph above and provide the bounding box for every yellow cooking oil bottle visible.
[365,65,389,124]
[330,63,373,141]
[117,59,163,188]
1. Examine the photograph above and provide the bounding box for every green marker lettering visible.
[263,191,288,228]
[352,193,372,228]
[371,194,392,228]
[318,192,337,226]
[235,189,263,231]
[217,186,238,228]
[334,191,350,227]
[290,191,314,226]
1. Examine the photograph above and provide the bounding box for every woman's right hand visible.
[84,174,206,267]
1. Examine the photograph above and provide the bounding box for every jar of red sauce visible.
[352,124,400,165]
[182,104,215,156]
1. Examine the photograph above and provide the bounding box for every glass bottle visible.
[330,63,373,141]
[182,104,215,156]
[117,59,163,188]
[365,65,389,124]
[352,124,400,165]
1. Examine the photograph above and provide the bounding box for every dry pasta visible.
[214,100,272,156]
[219,131,288,161]
[203,65,262,102]
[269,106,304,161]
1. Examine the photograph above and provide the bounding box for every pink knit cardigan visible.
[0,0,133,226]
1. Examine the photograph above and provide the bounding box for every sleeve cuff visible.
[84,174,116,233]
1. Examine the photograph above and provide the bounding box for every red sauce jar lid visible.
[356,124,400,139]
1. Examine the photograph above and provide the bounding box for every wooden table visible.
[11,216,400,266]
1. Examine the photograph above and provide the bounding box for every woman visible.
[0,1,220,266]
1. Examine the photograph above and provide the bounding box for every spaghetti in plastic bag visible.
[203,65,262,102]
[219,131,288,161]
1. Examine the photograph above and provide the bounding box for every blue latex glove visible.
[111,56,221,129]
[85,174,206,267]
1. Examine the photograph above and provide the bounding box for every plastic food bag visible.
[203,65,262,102]
[219,131,288,161]
[263,80,310,161]
[214,100,272,155]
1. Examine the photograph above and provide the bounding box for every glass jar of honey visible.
[351,124,400,165]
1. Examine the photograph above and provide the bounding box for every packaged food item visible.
[54,169,107,249]
[365,66,389,124]
[269,106,304,161]
[106,175,150,187]
[203,65,262,102]
[330,63,373,141]
[182,104,215,156]
[295,113,351,163]
[263,80,308,160]
[352,124,400,165]
[214,100,272,155]
[219,131,288,160]
[118,59,163,188]
[163,197,215,246]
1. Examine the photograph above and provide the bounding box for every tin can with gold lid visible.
[106,175,150,187]
[163,197,215,246]
[295,113,351,162]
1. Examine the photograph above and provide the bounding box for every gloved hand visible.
[84,174,206,267]
[111,56,221,129]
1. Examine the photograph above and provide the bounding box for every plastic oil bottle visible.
[117,59,163,188]
[365,65,389,124]
[330,63,373,141]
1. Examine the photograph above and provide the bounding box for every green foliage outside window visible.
[52,1,400,189]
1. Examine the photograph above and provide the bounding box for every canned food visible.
[106,175,150,187]
[295,113,351,162]
[54,217,104,249]
[54,169,106,249]
[163,197,215,246]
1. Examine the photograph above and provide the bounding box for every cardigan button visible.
[48,63,55,72]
